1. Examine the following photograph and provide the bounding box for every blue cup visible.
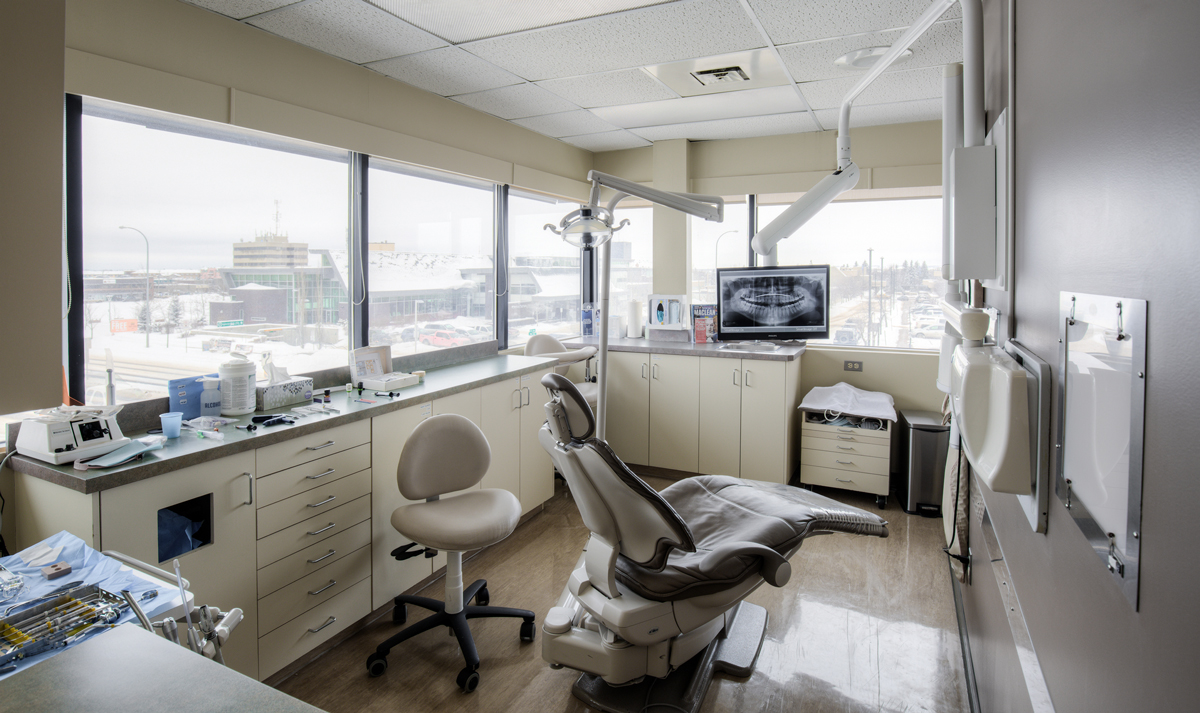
[160,412,183,439]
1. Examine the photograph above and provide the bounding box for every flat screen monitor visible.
[716,265,830,341]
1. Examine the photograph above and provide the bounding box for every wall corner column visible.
[651,139,691,297]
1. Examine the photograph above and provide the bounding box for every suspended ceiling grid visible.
[182,0,963,152]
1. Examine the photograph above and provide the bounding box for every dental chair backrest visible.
[540,373,695,598]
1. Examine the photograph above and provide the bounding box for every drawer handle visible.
[243,472,254,506]
[309,579,337,596]
[306,468,336,480]
[837,445,855,451]
[837,435,854,441]
[308,616,336,634]
[732,369,739,386]
[523,386,531,406]
[308,495,337,508]
[835,477,854,483]
[652,363,659,380]
[306,440,336,451]
[307,523,336,536]
[307,549,337,564]
[837,428,853,433]
[641,363,648,379]
[835,460,853,465]
[745,369,752,387]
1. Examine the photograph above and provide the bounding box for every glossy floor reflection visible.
[275,478,968,713]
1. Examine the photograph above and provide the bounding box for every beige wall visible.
[1,0,66,415]
[800,346,942,414]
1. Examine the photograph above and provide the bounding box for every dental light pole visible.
[119,225,152,348]
[547,171,723,438]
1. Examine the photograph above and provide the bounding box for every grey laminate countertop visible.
[0,624,322,713]
[8,354,556,494]
[562,336,805,361]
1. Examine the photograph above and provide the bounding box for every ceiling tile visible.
[182,0,301,20]
[797,65,943,111]
[559,130,653,152]
[778,20,962,84]
[513,110,619,138]
[630,112,818,142]
[462,0,766,81]
[538,69,678,109]
[367,47,523,95]
[452,83,581,120]
[592,85,803,129]
[248,0,446,64]
[367,0,676,44]
[746,0,962,45]
[813,98,942,129]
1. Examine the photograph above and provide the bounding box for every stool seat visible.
[392,489,522,551]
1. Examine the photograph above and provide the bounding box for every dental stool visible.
[524,334,598,409]
[537,374,889,713]
[365,414,536,693]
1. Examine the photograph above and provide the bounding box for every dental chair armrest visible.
[544,347,598,366]
[698,542,791,587]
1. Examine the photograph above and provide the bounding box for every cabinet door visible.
[480,377,522,501]
[740,360,789,483]
[99,451,258,678]
[371,404,433,610]
[698,357,742,477]
[605,351,651,464]
[519,368,555,514]
[648,354,700,472]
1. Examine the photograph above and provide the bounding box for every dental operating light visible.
[751,0,960,260]
[547,170,724,439]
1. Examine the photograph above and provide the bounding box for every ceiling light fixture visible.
[834,47,914,71]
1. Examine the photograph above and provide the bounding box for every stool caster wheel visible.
[520,620,536,642]
[475,587,489,607]
[876,495,887,509]
[393,604,407,624]
[457,667,480,693]
[366,653,388,677]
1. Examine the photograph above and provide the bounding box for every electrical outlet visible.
[844,360,863,372]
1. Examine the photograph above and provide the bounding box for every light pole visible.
[867,247,874,346]
[118,226,151,348]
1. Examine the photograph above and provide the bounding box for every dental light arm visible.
[751,0,959,260]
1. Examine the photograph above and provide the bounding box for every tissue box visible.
[256,376,314,411]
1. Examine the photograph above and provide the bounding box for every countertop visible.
[9,354,556,494]
[0,624,323,713]
[562,336,805,361]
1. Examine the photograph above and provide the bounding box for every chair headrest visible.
[541,372,595,443]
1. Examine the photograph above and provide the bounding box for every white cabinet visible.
[648,354,700,472]
[800,417,892,505]
[480,377,522,499]
[697,357,801,484]
[518,368,555,514]
[371,403,434,611]
[605,351,651,464]
[99,450,259,678]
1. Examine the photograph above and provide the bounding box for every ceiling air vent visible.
[690,66,750,87]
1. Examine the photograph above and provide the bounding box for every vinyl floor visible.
[275,478,969,713]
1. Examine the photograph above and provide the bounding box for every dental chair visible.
[524,334,598,409]
[365,414,536,693]
[537,374,889,713]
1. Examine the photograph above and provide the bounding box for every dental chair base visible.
[567,601,767,713]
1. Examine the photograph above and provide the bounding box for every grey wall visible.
[964,1,1200,711]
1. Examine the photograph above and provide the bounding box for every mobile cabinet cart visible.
[799,412,893,508]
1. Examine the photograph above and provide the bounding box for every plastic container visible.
[219,354,257,416]
[198,377,222,418]
[160,412,183,439]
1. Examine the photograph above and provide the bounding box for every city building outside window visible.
[508,190,582,348]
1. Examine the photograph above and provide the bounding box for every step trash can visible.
[898,409,950,516]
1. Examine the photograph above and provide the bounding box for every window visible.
[508,190,581,347]
[609,205,653,335]
[757,196,943,349]
[366,159,496,355]
[690,199,749,306]
[81,99,351,405]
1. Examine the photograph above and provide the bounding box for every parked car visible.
[419,321,456,337]
[834,326,862,345]
[910,322,944,339]
[420,329,470,348]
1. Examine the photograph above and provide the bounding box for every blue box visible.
[168,373,218,420]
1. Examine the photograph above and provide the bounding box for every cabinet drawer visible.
[257,495,370,566]
[800,448,890,476]
[257,444,371,508]
[258,520,371,597]
[801,424,891,446]
[800,436,891,460]
[258,577,371,679]
[257,420,370,476]
[257,469,371,538]
[258,545,371,635]
[801,465,888,495]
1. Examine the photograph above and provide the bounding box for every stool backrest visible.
[524,334,571,376]
[397,413,490,500]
